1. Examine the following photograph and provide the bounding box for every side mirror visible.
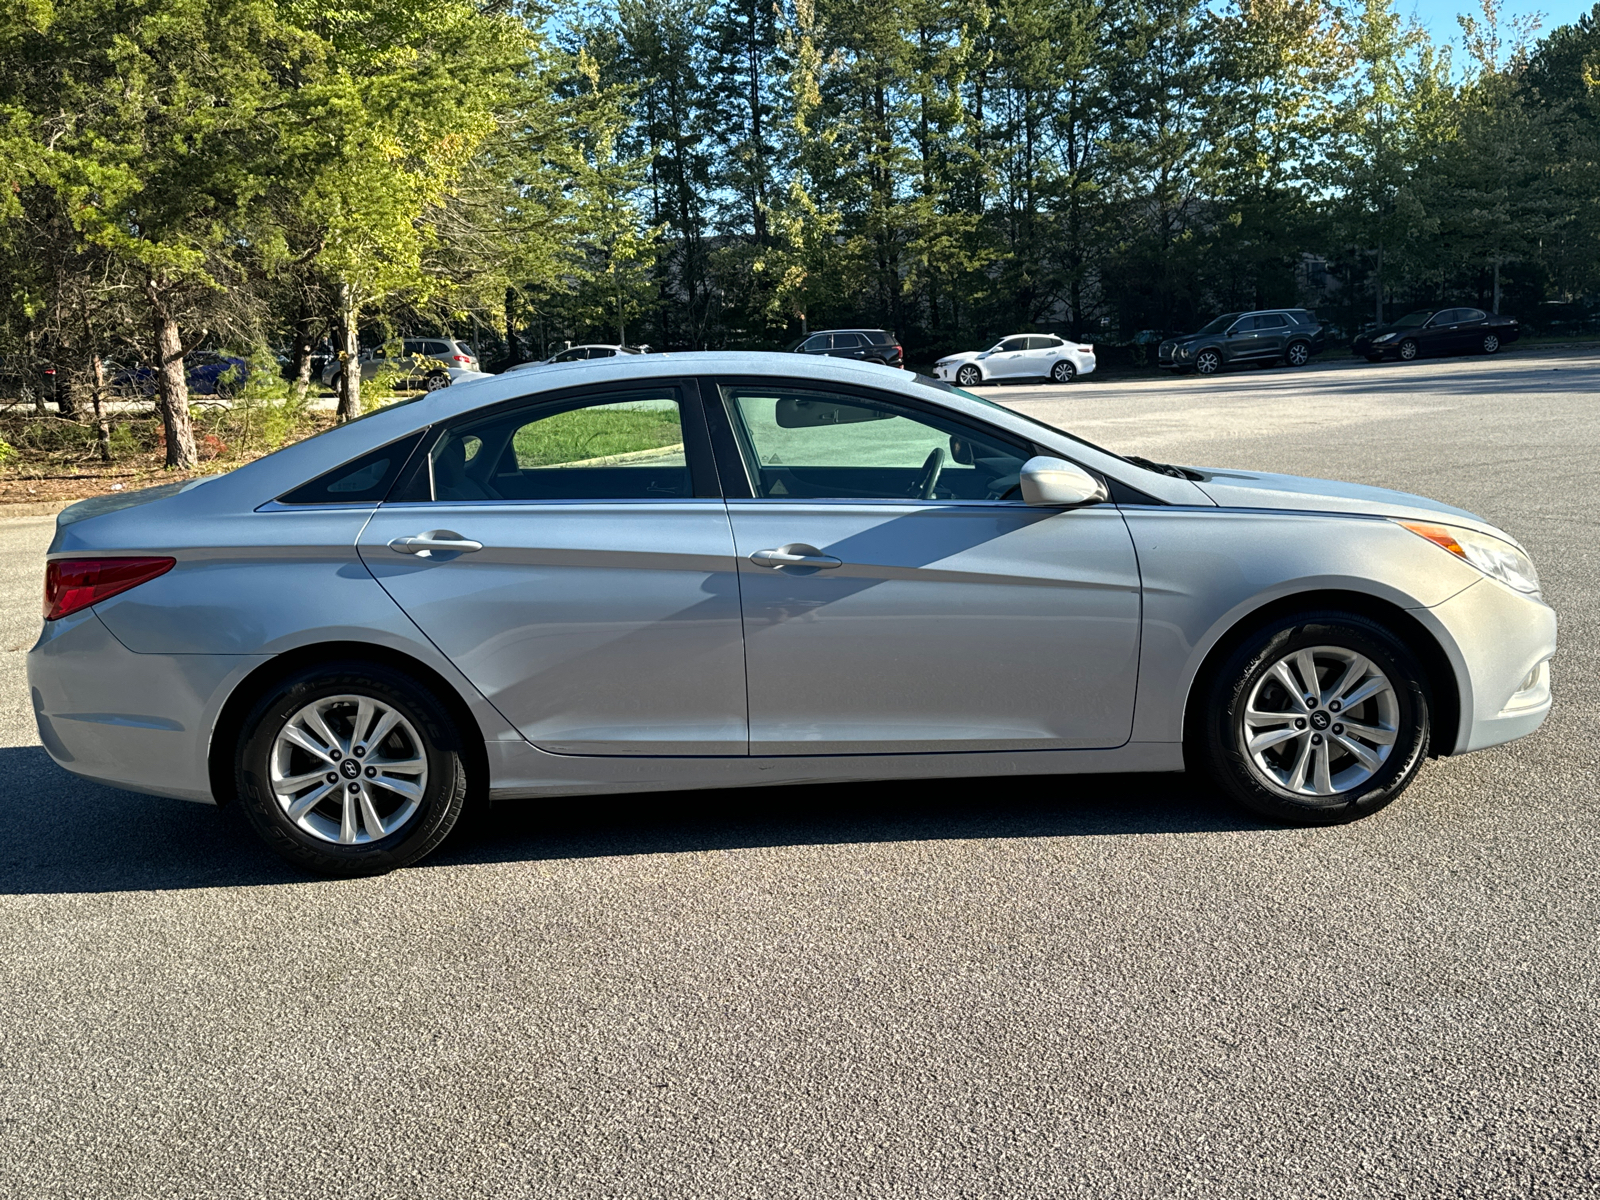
[1019,456,1108,507]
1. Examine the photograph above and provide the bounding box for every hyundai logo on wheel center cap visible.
[1310,710,1331,731]
[340,759,362,778]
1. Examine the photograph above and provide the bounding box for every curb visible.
[0,499,77,519]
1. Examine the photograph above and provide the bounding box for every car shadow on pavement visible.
[0,744,1272,895]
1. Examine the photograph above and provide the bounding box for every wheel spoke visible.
[1269,663,1311,711]
[1333,732,1383,772]
[1323,654,1368,708]
[274,768,333,793]
[286,780,336,822]
[303,705,347,758]
[1248,726,1303,753]
[1285,735,1314,791]
[364,708,401,753]
[351,698,376,748]
[1338,719,1396,746]
[1338,675,1392,709]
[1292,650,1320,701]
[369,755,425,774]
[280,724,336,763]
[370,773,423,801]
[358,787,387,840]
[1311,740,1334,794]
[339,788,358,843]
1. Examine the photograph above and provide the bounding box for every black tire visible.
[1050,359,1077,383]
[235,661,470,876]
[956,364,982,387]
[1284,340,1311,367]
[1482,333,1500,354]
[1399,338,1419,361]
[1195,348,1223,375]
[1193,612,1431,825]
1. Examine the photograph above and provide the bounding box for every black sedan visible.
[1354,308,1520,362]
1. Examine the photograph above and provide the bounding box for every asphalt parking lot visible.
[2,348,1597,1198]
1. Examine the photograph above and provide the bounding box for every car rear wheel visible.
[1050,360,1076,383]
[1482,333,1500,354]
[1195,349,1222,375]
[1195,612,1430,825]
[1399,339,1419,361]
[956,365,982,387]
[1284,340,1311,367]
[235,661,469,876]
[424,371,451,391]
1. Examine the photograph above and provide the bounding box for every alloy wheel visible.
[1483,334,1500,354]
[1399,339,1418,361]
[957,365,981,387]
[1240,646,1398,797]
[1051,360,1076,383]
[1196,350,1222,375]
[1286,341,1310,366]
[269,693,429,844]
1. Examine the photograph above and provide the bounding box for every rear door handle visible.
[388,530,484,556]
[750,544,843,569]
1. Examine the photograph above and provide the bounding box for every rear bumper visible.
[26,609,265,804]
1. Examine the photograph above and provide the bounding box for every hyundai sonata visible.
[29,354,1555,874]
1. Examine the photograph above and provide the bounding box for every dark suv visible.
[788,329,904,368]
[1158,309,1326,376]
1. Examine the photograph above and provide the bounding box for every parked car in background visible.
[322,338,480,391]
[503,344,650,373]
[1159,309,1326,375]
[788,329,904,368]
[933,334,1096,385]
[1353,308,1520,362]
[113,351,270,398]
[0,355,58,404]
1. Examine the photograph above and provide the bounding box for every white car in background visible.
[503,344,649,373]
[934,335,1096,386]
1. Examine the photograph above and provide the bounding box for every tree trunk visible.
[1374,243,1384,326]
[290,307,316,405]
[89,351,112,463]
[336,281,361,423]
[1492,257,1502,315]
[146,280,197,470]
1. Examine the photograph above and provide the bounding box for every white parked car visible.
[503,344,649,374]
[934,335,1096,386]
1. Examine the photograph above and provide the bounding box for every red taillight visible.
[451,355,470,363]
[44,557,175,621]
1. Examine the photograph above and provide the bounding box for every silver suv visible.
[322,337,479,390]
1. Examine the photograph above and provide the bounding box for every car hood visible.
[1188,467,1514,540]
[936,351,984,364]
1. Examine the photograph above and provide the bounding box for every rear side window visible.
[1028,335,1062,349]
[278,431,426,505]
[422,387,691,502]
[832,333,864,348]
[863,331,892,345]
[1258,314,1289,329]
[1460,309,1487,322]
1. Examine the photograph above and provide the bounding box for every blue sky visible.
[1407,0,1594,51]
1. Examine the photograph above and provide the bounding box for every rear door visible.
[359,380,748,755]
[1253,314,1290,359]
[708,378,1142,754]
[1023,336,1060,376]
[828,332,866,361]
[1452,308,1488,352]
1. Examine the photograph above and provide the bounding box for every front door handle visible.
[388,530,484,556]
[750,544,843,569]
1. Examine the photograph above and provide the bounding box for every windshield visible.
[1394,311,1432,327]
[914,375,1137,465]
[1194,313,1241,336]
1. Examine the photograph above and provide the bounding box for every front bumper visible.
[1413,578,1557,755]
[27,609,265,804]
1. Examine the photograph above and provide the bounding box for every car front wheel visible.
[235,661,470,876]
[1195,349,1223,375]
[1399,339,1419,361]
[956,365,982,387]
[1195,612,1431,825]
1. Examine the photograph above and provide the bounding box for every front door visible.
[359,382,748,755]
[1223,318,1262,361]
[985,337,1032,378]
[710,379,1143,754]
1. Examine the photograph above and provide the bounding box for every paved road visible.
[2,349,1597,1198]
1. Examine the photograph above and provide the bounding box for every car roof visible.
[132,352,1217,519]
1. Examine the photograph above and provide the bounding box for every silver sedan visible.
[28,354,1556,875]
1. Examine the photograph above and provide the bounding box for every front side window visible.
[998,337,1030,352]
[426,388,690,502]
[552,348,586,362]
[721,384,1031,502]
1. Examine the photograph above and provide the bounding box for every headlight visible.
[1373,333,1396,343]
[1397,521,1540,594]
[1175,346,1191,358]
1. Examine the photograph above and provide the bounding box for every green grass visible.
[512,405,682,467]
